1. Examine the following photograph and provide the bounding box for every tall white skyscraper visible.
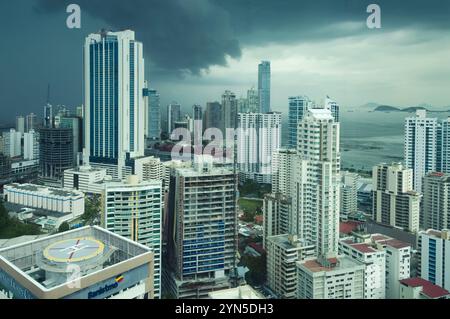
[237,112,282,184]
[288,96,312,148]
[3,129,22,158]
[294,108,341,257]
[23,130,39,161]
[258,61,271,113]
[15,116,25,134]
[102,175,162,298]
[84,30,146,178]
[404,110,438,192]
[340,171,359,220]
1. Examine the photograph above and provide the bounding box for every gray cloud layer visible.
[36,0,450,75]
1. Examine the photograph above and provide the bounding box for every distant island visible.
[374,105,450,113]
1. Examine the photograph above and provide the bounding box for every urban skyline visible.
[1,1,450,303]
[3,1,450,123]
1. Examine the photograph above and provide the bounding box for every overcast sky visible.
[1,0,450,123]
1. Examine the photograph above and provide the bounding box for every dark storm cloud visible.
[36,0,450,74]
[35,0,242,75]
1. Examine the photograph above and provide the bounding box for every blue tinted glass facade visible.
[89,37,119,164]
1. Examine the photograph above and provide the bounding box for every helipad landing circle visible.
[43,237,105,263]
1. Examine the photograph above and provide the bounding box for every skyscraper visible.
[325,96,340,123]
[102,175,162,298]
[204,102,222,131]
[372,162,420,232]
[3,129,22,158]
[258,61,271,113]
[26,113,37,133]
[418,229,450,292]
[340,171,359,220]
[237,112,282,184]
[165,156,238,299]
[23,130,39,161]
[38,127,74,187]
[247,87,259,113]
[167,103,181,134]
[440,117,450,173]
[15,116,25,134]
[288,96,312,148]
[84,30,146,178]
[404,110,438,192]
[221,90,238,134]
[294,108,341,257]
[423,172,450,231]
[147,88,161,140]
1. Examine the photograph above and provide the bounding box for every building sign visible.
[87,274,124,299]
[0,268,35,299]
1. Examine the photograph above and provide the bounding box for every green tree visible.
[58,222,70,233]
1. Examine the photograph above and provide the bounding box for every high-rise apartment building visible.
[237,112,282,184]
[26,113,37,133]
[288,96,312,148]
[247,88,259,113]
[339,238,386,299]
[418,229,450,291]
[439,117,450,173]
[3,129,22,158]
[266,235,314,299]
[325,96,340,123]
[423,172,450,231]
[204,102,222,132]
[263,193,291,247]
[167,103,181,134]
[165,156,238,299]
[271,148,298,197]
[404,110,438,192]
[258,61,271,113]
[60,116,83,166]
[23,130,39,161]
[102,175,162,298]
[38,127,74,187]
[294,108,341,257]
[146,88,161,140]
[297,256,365,299]
[372,162,420,232]
[340,171,359,220]
[221,91,238,136]
[15,116,25,134]
[83,30,146,178]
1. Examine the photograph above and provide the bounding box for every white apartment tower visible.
[340,171,359,220]
[237,112,282,184]
[372,163,420,232]
[423,172,450,231]
[84,30,146,179]
[418,229,450,291]
[102,175,162,298]
[404,110,438,193]
[294,108,340,258]
[339,238,386,299]
[266,234,314,299]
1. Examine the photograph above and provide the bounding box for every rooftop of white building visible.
[299,256,363,274]
[4,183,84,198]
[208,285,265,299]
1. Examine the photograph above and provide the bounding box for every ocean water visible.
[282,110,450,172]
